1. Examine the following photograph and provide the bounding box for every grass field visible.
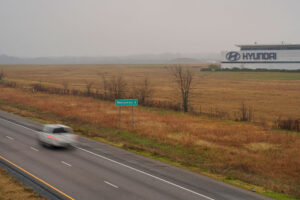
[0,85,300,199]
[0,64,300,199]
[2,64,300,125]
[0,168,45,200]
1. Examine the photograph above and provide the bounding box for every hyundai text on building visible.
[221,44,300,70]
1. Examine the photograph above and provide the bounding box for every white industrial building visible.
[221,44,300,70]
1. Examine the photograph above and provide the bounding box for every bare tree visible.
[0,69,5,81]
[102,75,108,99]
[85,80,94,96]
[170,65,193,112]
[107,76,127,99]
[237,102,254,122]
[135,77,153,104]
[62,80,69,94]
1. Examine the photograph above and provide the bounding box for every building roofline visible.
[236,44,300,48]
[235,44,300,50]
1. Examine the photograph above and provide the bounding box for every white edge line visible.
[61,161,72,167]
[0,117,214,200]
[0,117,39,134]
[30,147,39,152]
[76,146,215,200]
[104,181,119,188]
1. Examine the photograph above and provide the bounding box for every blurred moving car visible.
[38,124,78,148]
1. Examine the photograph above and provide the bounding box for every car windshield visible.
[52,127,70,134]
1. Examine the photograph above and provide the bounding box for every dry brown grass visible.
[0,86,300,197]
[0,168,45,200]
[1,64,300,197]
[2,64,300,125]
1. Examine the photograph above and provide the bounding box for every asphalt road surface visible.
[0,110,271,200]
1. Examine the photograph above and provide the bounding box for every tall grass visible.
[2,65,299,127]
[5,79,300,132]
[0,86,300,197]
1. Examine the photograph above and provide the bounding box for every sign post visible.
[119,106,122,131]
[132,105,134,131]
[115,99,138,132]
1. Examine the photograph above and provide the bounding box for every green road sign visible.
[115,99,138,106]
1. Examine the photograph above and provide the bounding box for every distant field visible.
[1,64,300,124]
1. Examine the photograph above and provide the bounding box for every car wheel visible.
[39,140,51,148]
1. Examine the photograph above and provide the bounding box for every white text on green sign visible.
[115,99,138,106]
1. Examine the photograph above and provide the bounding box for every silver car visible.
[38,124,78,148]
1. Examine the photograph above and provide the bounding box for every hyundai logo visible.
[226,51,241,61]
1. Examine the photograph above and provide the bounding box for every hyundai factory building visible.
[221,44,300,70]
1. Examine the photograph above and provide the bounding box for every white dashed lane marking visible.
[30,147,39,152]
[0,117,214,200]
[104,181,119,189]
[61,161,72,167]
[76,146,215,200]
[6,136,14,140]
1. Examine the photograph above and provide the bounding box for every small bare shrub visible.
[235,102,254,122]
[1,81,17,88]
[0,69,4,81]
[85,81,94,96]
[102,75,109,100]
[31,81,43,93]
[62,81,69,94]
[214,108,229,120]
[107,76,127,100]
[131,78,154,104]
[274,117,300,132]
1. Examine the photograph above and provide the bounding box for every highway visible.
[0,110,270,200]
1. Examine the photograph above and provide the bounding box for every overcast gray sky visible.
[0,0,299,57]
